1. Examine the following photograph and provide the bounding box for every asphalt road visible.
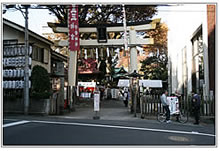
[3,118,215,146]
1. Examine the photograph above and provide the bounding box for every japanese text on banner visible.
[68,5,80,51]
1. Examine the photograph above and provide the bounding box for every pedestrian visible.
[161,90,171,123]
[123,89,128,107]
[191,92,201,124]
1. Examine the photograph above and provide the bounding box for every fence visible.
[140,94,215,117]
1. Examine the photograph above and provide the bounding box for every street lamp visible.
[4,4,30,115]
[126,70,143,117]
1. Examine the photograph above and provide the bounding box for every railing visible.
[140,94,215,117]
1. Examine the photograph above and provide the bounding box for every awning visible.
[139,80,163,88]
[117,79,130,87]
[117,79,163,88]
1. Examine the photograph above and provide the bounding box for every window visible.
[32,45,45,63]
[44,49,49,64]
[39,48,44,63]
[32,46,38,61]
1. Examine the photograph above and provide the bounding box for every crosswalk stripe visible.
[3,120,30,128]
[32,120,216,137]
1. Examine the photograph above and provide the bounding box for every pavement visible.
[4,98,215,127]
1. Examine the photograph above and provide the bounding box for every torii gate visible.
[48,18,160,111]
[48,18,160,84]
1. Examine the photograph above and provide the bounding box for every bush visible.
[31,65,51,99]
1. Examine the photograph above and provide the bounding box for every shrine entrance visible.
[48,18,161,116]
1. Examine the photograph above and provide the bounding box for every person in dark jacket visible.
[191,92,201,124]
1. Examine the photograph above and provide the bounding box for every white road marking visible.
[3,120,30,128]
[31,120,215,137]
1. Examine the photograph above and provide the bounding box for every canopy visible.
[139,80,163,88]
[117,79,130,87]
[117,79,162,88]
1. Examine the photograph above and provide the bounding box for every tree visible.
[140,23,168,85]
[31,65,52,99]
[143,23,168,55]
[140,52,168,81]
[46,5,157,26]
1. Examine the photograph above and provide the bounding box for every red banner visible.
[68,5,80,51]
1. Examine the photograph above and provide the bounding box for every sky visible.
[2,4,173,36]
[2,4,211,37]
[3,7,57,35]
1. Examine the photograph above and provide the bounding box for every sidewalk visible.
[61,99,138,121]
[56,98,215,126]
[4,98,215,126]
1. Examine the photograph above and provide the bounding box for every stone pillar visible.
[129,27,137,73]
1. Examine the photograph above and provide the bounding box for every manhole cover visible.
[168,136,190,142]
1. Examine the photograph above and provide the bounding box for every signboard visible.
[68,5,80,51]
[167,97,179,115]
[78,82,96,88]
[94,91,100,111]
[111,89,119,99]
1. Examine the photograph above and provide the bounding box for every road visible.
[3,117,215,146]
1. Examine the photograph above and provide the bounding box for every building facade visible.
[3,18,67,114]
[168,5,215,115]
[3,18,53,73]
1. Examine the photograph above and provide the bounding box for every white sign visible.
[111,89,119,99]
[167,97,179,115]
[117,79,163,88]
[94,91,100,111]
[78,82,96,88]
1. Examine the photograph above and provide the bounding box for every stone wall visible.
[3,98,50,115]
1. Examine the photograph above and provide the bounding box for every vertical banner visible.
[68,5,80,51]
[122,4,128,51]
[68,5,79,86]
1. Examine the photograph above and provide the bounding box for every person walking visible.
[191,92,201,124]
[161,90,171,123]
[123,89,128,107]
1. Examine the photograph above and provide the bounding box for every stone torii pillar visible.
[129,26,138,73]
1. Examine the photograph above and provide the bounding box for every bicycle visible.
[157,110,188,123]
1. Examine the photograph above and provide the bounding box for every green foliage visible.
[31,65,51,99]
[46,5,157,26]
[140,52,168,81]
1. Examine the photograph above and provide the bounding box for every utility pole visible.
[24,5,29,115]
[4,5,30,115]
